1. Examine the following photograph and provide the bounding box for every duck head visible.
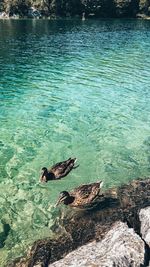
[40,167,49,182]
[56,191,72,206]
[41,167,48,178]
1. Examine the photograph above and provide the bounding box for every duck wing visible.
[71,181,103,207]
[50,158,77,178]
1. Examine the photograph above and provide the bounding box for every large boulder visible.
[139,207,150,247]
[49,221,145,267]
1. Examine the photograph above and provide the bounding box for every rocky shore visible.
[0,0,150,19]
[9,178,150,267]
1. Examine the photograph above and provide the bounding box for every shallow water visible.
[0,19,150,265]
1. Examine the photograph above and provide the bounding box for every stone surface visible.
[28,7,41,18]
[139,207,150,247]
[49,221,145,267]
[0,0,150,18]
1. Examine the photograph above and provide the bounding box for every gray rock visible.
[139,207,150,247]
[49,221,145,267]
[28,7,41,18]
[0,11,9,18]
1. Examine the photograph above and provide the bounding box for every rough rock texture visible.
[49,221,145,267]
[0,0,150,18]
[9,178,150,267]
[140,207,150,247]
[139,0,150,15]
[114,0,139,17]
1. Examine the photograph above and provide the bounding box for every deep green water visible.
[0,19,150,265]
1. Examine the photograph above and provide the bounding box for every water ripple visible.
[0,19,150,266]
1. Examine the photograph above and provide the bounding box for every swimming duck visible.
[56,181,103,209]
[40,158,78,182]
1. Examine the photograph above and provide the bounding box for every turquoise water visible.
[0,19,150,265]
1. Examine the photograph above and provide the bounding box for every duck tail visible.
[68,157,77,164]
[99,181,103,188]
[71,158,79,169]
[67,157,76,163]
[72,157,77,163]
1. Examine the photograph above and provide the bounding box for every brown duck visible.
[40,158,78,182]
[56,181,103,209]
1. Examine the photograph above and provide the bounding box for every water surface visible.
[0,19,150,266]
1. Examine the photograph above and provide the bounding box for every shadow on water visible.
[0,18,150,267]
[0,220,11,248]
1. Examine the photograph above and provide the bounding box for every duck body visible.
[56,181,103,209]
[40,158,77,182]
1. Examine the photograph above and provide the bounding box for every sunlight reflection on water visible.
[0,18,150,266]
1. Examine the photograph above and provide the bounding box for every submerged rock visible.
[49,221,145,267]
